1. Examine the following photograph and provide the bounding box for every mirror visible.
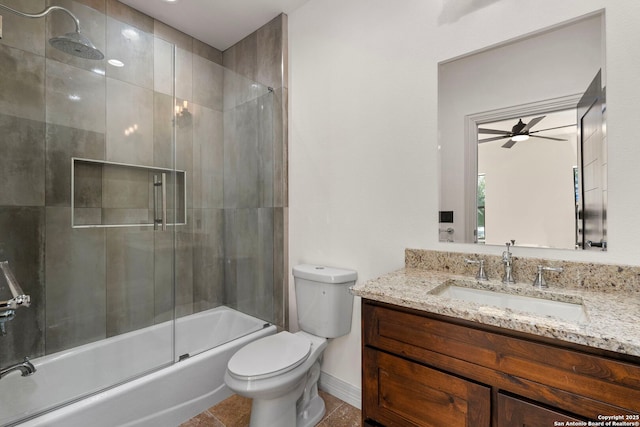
[438,12,606,250]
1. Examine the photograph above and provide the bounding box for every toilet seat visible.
[228,331,311,380]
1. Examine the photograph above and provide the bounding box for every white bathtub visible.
[1,306,275,427]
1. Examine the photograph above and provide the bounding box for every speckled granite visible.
[352,266,640,357]
[405,249,640,292]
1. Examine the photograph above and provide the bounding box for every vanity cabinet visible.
[362,300,640,426]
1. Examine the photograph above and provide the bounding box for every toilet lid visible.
[228,331,311,380]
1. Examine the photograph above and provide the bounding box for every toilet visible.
[224,264,357,427]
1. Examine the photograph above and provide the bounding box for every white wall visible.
[288,0,640,404]
[479,135,577,248]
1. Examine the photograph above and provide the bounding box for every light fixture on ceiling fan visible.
[478,116,574,148]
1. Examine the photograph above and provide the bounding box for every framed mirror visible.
[438,12,606,251]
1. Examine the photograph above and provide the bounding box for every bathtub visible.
[1,306,275,427]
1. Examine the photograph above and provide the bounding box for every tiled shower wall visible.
[0,0,287,367]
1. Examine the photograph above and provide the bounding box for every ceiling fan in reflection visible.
[478,115,574,148]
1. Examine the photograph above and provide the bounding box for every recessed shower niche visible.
[71,158,186,228]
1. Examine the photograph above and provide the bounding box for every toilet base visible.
[296,394,325,427]
[247,364,326,427]
[249,391,325,427]
[296,360,325,427]
[249,379,306,427]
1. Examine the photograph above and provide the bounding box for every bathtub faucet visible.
[0,357,36,380]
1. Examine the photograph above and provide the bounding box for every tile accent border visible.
[406,249,640,293]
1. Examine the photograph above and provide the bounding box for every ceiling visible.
[118,0,311,51]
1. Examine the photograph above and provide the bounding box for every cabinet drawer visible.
[364,302,640,414]
[363,348,490,427]
[497,393,585,427]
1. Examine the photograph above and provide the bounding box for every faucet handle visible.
[464,258,488,281]
[533,265,564,289]
[503,241,515,261]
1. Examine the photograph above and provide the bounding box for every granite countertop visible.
[352,267,640,357]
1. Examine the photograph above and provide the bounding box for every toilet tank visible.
[293,264,357,338]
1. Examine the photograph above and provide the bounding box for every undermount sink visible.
[432,284,588,323]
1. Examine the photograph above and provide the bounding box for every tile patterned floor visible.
[180,391,362,427]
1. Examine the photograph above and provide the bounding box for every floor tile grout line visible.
[323,401,345,420]
[209,412,225,427]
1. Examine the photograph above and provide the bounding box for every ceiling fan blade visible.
[529,124,576,134]
[478,128,510,135]
[479,135,511,143]
[530,135,567,141]
[501,139,517,148]
[520,115,546,133]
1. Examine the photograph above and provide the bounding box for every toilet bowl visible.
[224,331,327,427]
[224,264,357,427]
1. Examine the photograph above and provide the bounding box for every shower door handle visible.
[161,172,167,231]
[153,173,167,231]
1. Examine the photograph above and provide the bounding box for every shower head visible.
[49,31,104,60]
[0,3,104,60]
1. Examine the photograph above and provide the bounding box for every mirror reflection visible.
[477,110,577,248]
[438,12,606,250]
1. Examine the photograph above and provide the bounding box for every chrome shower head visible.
[49,31,104,60]
[0,3,104,60]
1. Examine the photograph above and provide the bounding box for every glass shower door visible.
[0,2,178,423]
[173,56,277,360]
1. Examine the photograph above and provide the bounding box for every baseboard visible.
[318,371,361,410]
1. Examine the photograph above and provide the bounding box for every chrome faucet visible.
[0,357,36,380]
[502,241,516,284]
[464,258,488,281]
[533,265,564,289]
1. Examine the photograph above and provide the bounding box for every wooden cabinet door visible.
[363,348,490,427]
[497,393,585,427]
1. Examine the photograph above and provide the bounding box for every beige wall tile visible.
[105,77,153,164]
[1,0,46,56]
[153,19,192,51]
[0,45,45,122]
[46,58,105,133]
[106,0,152,33]
[106,16,154,89]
